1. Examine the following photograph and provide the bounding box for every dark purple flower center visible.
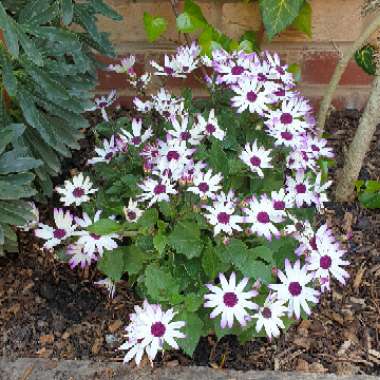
[180,131,191,141]
[151,321,166,337]
[250,155,261,167]
[90,233,101,240]
[154,184,166,194]
[309,237,317,251]
[217,212,230,224]
[262,307,272,319]
[198,182,209,193]
[72,187,85,198]
[105,152,114,160]
[167,150,180,161]
[320,255,332,269]
[231,65,245,75]
[275,88,286,97]
[280,113,293,125]
[295,184,306,194]
[163,111,171,118]
[223,292,238,307]
[257,211,270,224]
[276,66,285,75]
[183,66,189,72]
[311,144,320,152]
[288,281,302,296]
[164,66,174,75]
[273,200,285,210]
[127,211,137,220]
[53,228,66,239]
[206,123,216,133]
[258,73,267,81]
[246,91,257,102]
[280,131,293,141]
[131,136,142,145]
[98,101,108,108]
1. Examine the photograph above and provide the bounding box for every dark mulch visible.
[0,110,379,375]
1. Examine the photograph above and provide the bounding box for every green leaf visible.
[239,30,260,52]
[144,263,179,301]
[123,245,150,275]
[292,1,312,37]
[137,208,158,228]
[177,311,203,356]
[0,124,25,155]
[355,44,376,76]
[153,233,168,255]
[87,218,123,235]
[241,258,273,283]
[249,245,274,264]
[287,63,301,82]
[91,0,122,21]
[16,26,44,66]
[97,248,127,281]
[0,151,42,174]
[358,192,380,209]
[61,0,74,25]
[143,12,167,42]
[202,243,229,280]
[0,3,19,57]
[209,140,228,176]
[184,0,207,23]
[259,0,305,40]
[0,51,17,96]
[185,293,204,312]
[168,220,204,259]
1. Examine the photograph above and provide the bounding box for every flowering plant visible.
[35,44,349,365]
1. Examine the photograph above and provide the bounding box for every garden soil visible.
[0,110,379,376]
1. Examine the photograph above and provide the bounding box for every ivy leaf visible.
[259,0,305,40]
[177,0,206,33]
[355,44,376,76]
[168,220,204,259]
[287,63,301,82]
[97,248,127,281]
[143,12,167,42]
[177,311,204,356]
[144,263,179,301]
[87,218,123,235]
[292,1,312,37]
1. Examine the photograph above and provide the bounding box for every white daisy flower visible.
[133,97,153,113]
[87,135,119,165]
[203,193,243,236]
[187,169,223,199]
[87,90,117,122]
[74,211,118,257]
[270,188,294,221]
[129,72,152,90]
[204,272,258,328]
[243,195,282,240]
[119,301,186,366]
[269,259,319,319]
[168,115,204,145]
[123,199,144,223]
[305,134,334,160]
[266,124,302,149]
[151,55,185,78]
[253,293,287,339]
[286,170,315,208]
[264,51,294,86]
[231,79,271,115]
[108,56,136,75]
[151,89,185,119]
[239,141,273,177]
[121,118,153,147]
[67,243,95,269]
[312,172,332,211]
[306,225,349,290]
[35,208,76,249]
[194,109,225,141]
[94,277,117,298]
[137,176,177,207]
[214,53,254,84]
[55,173,97,207]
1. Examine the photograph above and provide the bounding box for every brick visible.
[301,51,372,86]
[221,2,261,39]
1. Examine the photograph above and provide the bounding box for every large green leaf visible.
[0,150,42,174]
[291,0,312,37]
[177,311,204,356]
[61,0,74,25]
[98,248,127,281]
[0,3,19,56]
[355,45,376,76]
[259,0,305,40]
[168,220,204,259]
[144,263,179,301]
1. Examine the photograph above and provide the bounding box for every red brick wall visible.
[97,0,372,110]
